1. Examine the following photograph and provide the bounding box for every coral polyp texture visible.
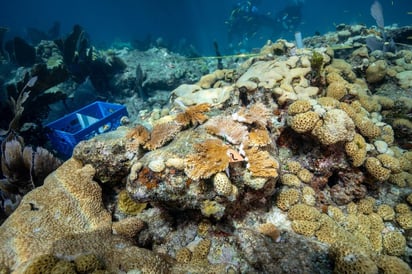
[2,26,412,273]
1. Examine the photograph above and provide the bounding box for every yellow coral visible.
[396,212,412,230]
[200,200,225,219]
[288,204,320,221]
[50,260,76,274]
[286,160,302,174]
[290,111,320,133]
[74,253,102,273]
[359,95,381,113]
[327,206,346,224]
[395,203,410,214]
[376,154,401,173]
[302,186,316,206]
[185,139,230,180]
[287,100,312,115]
[197,219,212,237]
[376,255,412,274]
[407,193,412,205]
[377,204,395,221]
[118,190,147,215]
[353,114,381,139]
[383,231,406,256]
[192,239,211,262]
[345,133,367,167]
[357,197,375,215]
[245,146,279,178]
[368,229,383,253]
[365,157,391,181]
[326,81,347,100]
[291,220,320,236]
[276,188,300,211]
[23,254,58,274]
[330,242,378,274]
[297,168,313,183]
[317,97,340,108]
[280,174,301,187]
[175,247,192,263]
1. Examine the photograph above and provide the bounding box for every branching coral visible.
[143,121,182,150]
[184,139,230,180]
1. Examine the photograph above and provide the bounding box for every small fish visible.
[408,11,412,15]
[407,36,412,40]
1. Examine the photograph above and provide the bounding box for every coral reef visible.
[2,23,412,273]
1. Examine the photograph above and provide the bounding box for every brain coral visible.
[365,157,391,181]
[276,188,300,211]
[311,109,355,145]
[290,111,320,133]
[383,231,406,256]
[287,100,312,115]
[345,133,367,167]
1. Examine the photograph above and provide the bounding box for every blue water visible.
[0,0,411,55]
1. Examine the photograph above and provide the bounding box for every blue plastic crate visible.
[46,101,128,157]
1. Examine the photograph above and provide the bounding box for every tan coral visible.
[396,212,412,230]
[326,81,347,100]
[357,197,375,215]
[286,160,302,174]
[376,154,401,173]
[287,100,312,115]
[276,188,300,211]
[383,231,406,256]
[290,111,320,133]
[175,247,192,264]
[317,97,340,109]
[330,242,378,274]
[175,103,211,127]
[245,146,279,178]
[376,255,412,274]
[184,139,230,180]
[112,217,145,239]
[258,222,281,241]
[144,121,182,150]
[345,133,367,167]
[125,124,150,151]
[288,204,320,221]
[327,206,346,224]
[395,203,410,214]
[204,115,248,145]
[302,186,316,206]
[311,109,355,145]
[377,204,395,221]
[359,95,381,113]
[365,157,391,181]
[280,174,301,187]
[247,128,272,147]
[353,114,381,139]
[291,220,320,236]
[213,172,234,198]
[297,168,313,183]
[232,102,271,127]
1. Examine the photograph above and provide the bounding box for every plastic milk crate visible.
[46,101,128,157]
